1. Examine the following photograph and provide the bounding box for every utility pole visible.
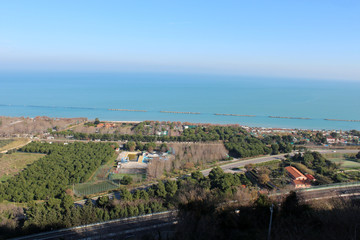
[268,204,274,240]
[355,223,359,240]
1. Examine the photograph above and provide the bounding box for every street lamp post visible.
[268,204,274,240]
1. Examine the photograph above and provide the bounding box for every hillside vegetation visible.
[0,142,115,202]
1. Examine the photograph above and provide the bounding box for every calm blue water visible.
[0,72,359,130]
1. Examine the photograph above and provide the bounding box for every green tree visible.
[255,194,272,208]
[94,118,100,125]
[258,174,270,185]
[330,132,339,139]
[96,196,110,208]
[165,180,178,197]
[126,141,136,151]
[303,152,315,167]
[155,181,167,198]
[145,142,156,153]
[120,188,133,201]
[271,144,279,155]
[160,143,168,152]
[208,167,224,181]
[191,171,205,182]
[120,175,133,185]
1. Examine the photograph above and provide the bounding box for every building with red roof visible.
[285,166,307,181]
[305,174,316,182]
[285,166,313,189]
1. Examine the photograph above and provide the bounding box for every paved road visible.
[207,149,359,176]
[313,149,359,154]
[201,154,287,176]
[12,211,178,240]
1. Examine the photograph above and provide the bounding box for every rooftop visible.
[285,166,307,180]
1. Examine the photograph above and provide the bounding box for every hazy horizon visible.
[1,0,359,81]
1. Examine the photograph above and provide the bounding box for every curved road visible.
[201,149,359,176]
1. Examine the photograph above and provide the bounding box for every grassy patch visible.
[329,158,360,169]
[322,153,360,169]
[292,163,315,175]
[0,152,45,182]
[320,152,360,169]
[0,139,14,148]
[254,160,281,168]
[0,138,30,152]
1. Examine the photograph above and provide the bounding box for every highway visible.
[200,149,359,176]
[201,154,287,176]
[312,149,359,154]
[12,211,178,240]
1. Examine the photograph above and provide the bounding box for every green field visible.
[0,152,45,181]
[329,158,360,169]
[321,153,360,169]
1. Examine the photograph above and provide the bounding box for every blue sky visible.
[0,0,359,81]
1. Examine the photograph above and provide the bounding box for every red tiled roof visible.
[305,174,316,181]
[285,166,307,180]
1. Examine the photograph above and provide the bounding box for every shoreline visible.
[1,114,359,131]
[96,119,343,132]
[1,105,360,130]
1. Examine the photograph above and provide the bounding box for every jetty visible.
[108,109,147,112]
[269,116,311,120]
[214,113,256,117]
[324,119,360,122]
[160,111,200,115]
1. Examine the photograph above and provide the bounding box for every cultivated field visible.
[0,152,45,181]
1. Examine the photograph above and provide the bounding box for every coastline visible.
[1,105,360,131]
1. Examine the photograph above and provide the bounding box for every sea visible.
[1,72,359,130]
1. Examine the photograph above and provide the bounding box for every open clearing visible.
[329,158,360,169]
[0,139,14,148]
[321,153,360,169]
[0,152,45,181]
[0,138,31,153]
